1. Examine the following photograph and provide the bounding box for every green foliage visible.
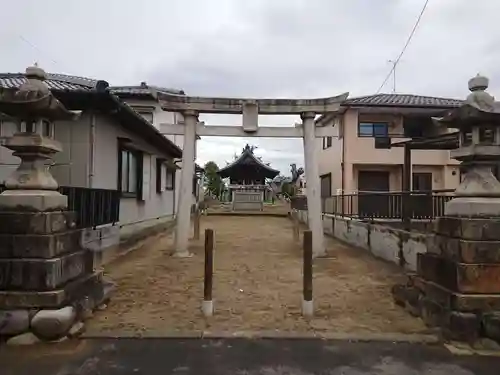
[203,161,223,197]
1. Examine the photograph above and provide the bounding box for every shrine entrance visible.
[217,144,280,211]
[159,92,349,258]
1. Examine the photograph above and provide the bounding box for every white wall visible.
[92,113,176,238]
[123,98,199,212]
[317,116,343,194]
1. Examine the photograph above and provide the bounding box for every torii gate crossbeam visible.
[159,92,349,258]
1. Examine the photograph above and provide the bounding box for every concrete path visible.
[2,338,500,375]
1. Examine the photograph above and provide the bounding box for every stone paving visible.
[83,213,427,337]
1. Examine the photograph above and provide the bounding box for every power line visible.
[17,34,60,67]
[375,0,431,94]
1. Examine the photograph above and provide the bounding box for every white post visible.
[301,112,326,257]
[174,110,198,257]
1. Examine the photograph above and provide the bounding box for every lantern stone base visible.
[392,216,500,344]
[0,190,68,211]
[0,208,114,343]
[445,196,500,217]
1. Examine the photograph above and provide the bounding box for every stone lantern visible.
[391,74,500,345]
[0,64,76,211]
[0,65,111,345]
[436,74,500,217]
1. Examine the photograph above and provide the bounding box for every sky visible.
[1,0,499,176]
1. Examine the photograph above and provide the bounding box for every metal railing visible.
[0,184,120,229]
[321,190,455,221]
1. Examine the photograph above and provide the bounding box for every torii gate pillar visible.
[174,110,198,257]
[302,112,325,257]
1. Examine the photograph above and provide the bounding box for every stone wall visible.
[80,217,176,267]
[296,211,428,271]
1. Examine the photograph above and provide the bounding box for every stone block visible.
[420,278,500,312]
[0,211,76,235]
[0,250,93,290]
[0,231,80,259]
[0,190,68,212]
[443,311,480,342]
[435,217,500,241]
[432,235,500,264]
[420,298,446,327]
[417,253,500,294]
[31,306,76,340]
[391,284,407,307]
[483,312,500,343]
[6,331,40,346]
[0,271,104,309]
[0,309,29,335]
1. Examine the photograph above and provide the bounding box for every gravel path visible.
[85,215,426,336]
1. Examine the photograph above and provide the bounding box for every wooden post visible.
[194,209,201,240]
[402,144,412,231]
[203,228,214,316]
[302,230,313,317]
[292,210,300,241]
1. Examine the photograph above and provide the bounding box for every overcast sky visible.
[1,0,499,176]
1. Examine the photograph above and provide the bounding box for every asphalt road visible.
[1,338,500,375]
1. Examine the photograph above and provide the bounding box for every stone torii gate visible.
[159,93,349,258]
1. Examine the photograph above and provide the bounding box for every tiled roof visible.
[343,93,463,108]
[110,84,185,97]
[0,72,97,91]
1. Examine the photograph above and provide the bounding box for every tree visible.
[203,161,223,197]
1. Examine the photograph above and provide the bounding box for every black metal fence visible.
[321,190,455,221]
[0,184,120,229]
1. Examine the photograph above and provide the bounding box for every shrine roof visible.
[218,147,280,179]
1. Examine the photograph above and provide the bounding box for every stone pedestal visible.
[0,210,113,341]
[393,216,500,343]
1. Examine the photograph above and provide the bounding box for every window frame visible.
[131,105,155,124]
[164,166,175,191]
[118,144,142,198]
[357,122,389,138]
[322,136,333,149]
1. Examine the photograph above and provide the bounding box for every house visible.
[316,93,464,198]
[0,70,196,262]
[110,82,204,209]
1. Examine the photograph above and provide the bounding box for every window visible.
[165,166,175,190]
[137,111,154,123]
[132,106,155,124]
[322,136,332,149]
[119,147,140,196]
[358,122,389,137]
[156,158,163,193]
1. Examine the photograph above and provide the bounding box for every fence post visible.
[194,208,201,240]
[203,228,214,317]
[292,209,300,241]
[302,230,313,318]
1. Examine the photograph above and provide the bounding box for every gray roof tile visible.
[0,72,97,91]
[343,93,463,108]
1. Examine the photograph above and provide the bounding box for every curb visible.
[81,330,440,344]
